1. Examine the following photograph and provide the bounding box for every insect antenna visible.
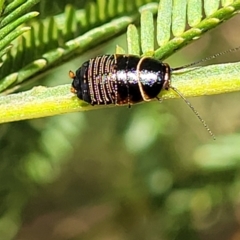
[167,46,240,139]
[172,45,240,71]
[169,85,216,140]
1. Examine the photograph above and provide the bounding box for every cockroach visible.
[69,47,240,139]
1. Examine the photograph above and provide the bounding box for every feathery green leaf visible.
[0,0,157,93]
[141,11,154,54]
[127,24,140,55]
[0,0,39,27]
[154,0,240,60]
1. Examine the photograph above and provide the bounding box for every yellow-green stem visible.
[0,62,240,124]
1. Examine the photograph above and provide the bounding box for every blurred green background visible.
[1,2,240,240]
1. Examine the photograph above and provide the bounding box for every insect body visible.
[70,54,170,106]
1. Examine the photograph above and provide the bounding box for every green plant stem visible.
[0,62,240,124]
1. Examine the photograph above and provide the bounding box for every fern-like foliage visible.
[0,0,39,91]
[0,0,157,93]
[120,0,240,58]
